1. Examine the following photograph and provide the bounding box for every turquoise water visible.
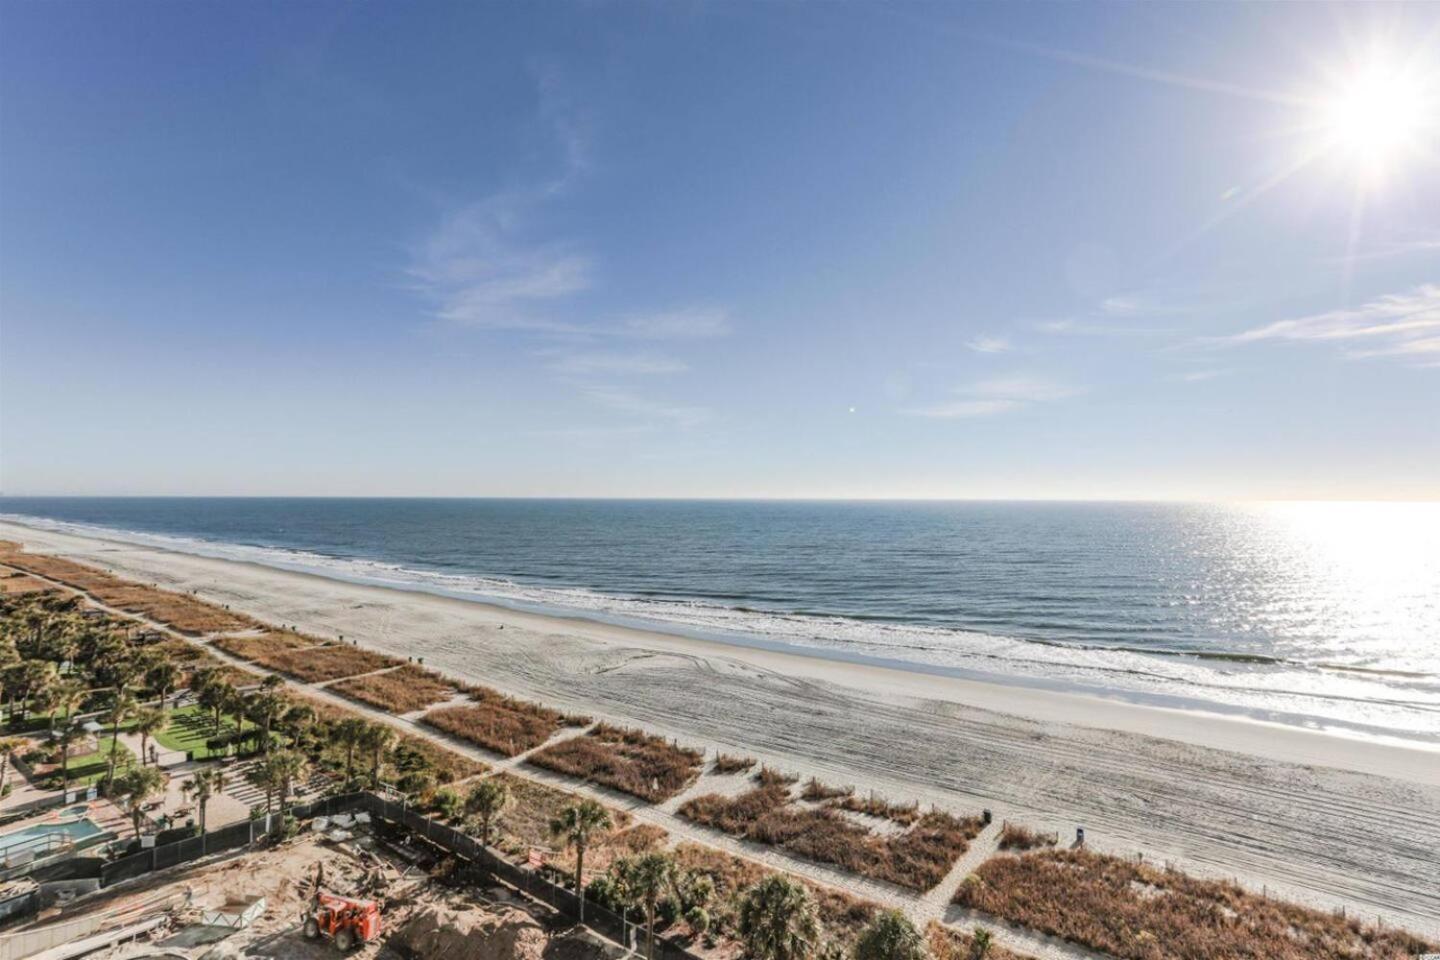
[1,497,1437,744]
[0,817,104,857]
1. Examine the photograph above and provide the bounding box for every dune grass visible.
[801,777,854,801]
[331,664,456,713]
[955,848,1436,960]
[927,921,1037,960]
[213,631,400,683]
[711,753,756,774]
[997,822,1056,851]
[681,785,981,890]
[526,723,703,802]
[0,544,254,634]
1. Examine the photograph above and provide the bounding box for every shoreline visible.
[3,517,1439,935]
[0,516,1435,781]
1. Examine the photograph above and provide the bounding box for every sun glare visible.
[1316,58,1435,181]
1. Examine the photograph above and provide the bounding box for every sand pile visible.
[390,905,548,960]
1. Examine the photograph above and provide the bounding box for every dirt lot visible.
[33,828,615,960]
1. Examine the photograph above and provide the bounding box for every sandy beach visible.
[2,517,1437,938]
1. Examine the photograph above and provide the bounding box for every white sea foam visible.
[4,512,1438,743]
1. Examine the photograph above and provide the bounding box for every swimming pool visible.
[0,817,105,859]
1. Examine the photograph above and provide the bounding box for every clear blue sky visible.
[2,2,1437,499]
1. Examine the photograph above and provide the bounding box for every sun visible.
[1316,58,1435,182]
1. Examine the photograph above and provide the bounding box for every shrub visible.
[527,723,703,802]
[954,848,1436,960]
[463,683,591,726]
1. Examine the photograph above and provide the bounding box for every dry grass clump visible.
[526,723,703,802]
[801,777,854,801]
[212,630,319,660]
[997,822,1056,851]
[675,843,878,949]
[679,784,791,835]
[835,792,921,826]
[331,665,456,714]
[955,848,1436,960]
[216,632,400,683]
[421,700,564,757]
[754,765,798,787]
[687,799,979,891]
[712,753,756,774]
[927,921,1036,960]
[264,644,401,683]
[463,684,591,727]
[0,545,254,634]
[0,571,53,595]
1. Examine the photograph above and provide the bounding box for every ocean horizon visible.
[3,496,1437,746]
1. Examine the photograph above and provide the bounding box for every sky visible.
[1,1,1437,501]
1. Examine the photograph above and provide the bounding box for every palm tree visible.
[336,717,367,782]
[465,778,511,847]
[549,798,613,921]
[0,735,21,796]
[183,767,227,835]
[49,678,87,730]
[55,723,82,795]
[197,678,232,735]
[738,875,819,960]
[246,754,281,815]
[134,707,168,766]
[271,748,309,816]
[246,688,288,754]
[19,660,57,721]
[119,766,166,839]
[103,691,136,789]
[146,660,180,710]
[627,851,677,960]
[362,723,395,788]
[853,910,926,960]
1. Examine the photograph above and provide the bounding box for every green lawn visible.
[48,737,134,790]
[154,704,257,760]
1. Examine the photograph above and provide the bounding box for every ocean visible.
[2,497,1437,745]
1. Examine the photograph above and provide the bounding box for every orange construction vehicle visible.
[303,890,381,951]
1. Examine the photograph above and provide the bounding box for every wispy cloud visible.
[904,376,1080,419]
[409,200,592,332]
[579,385,709,428]
[545,351,688,376]
[1216,284,1440,367]
[1175,369,1227,383]
[405,74,731,429]
[965,335,1011,354]
[618,307,731,340]
[1037,291,1186,337]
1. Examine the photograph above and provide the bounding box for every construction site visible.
[0,802,625,960]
